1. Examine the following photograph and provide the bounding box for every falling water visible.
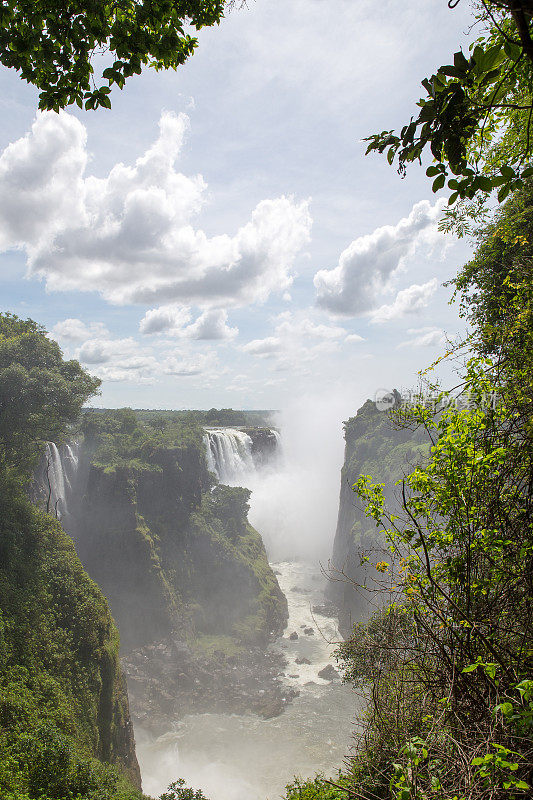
[39,441,80,518]
[203,428,257,484]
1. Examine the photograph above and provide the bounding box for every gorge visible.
[29,407,362,799]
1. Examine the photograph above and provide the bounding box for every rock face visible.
[327,399,428,636]
[59,437,287,654]
[244,427,280,467]
[122,634,299,734]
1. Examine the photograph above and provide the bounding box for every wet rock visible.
[289,631,299,640]
[123,634,296,733]
[295,656,311,665]
[318,664,339,681]
[291,586,311,594]
[311,603,338,619]
[303,627,315,635]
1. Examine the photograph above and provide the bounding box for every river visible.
[136,560,359,800]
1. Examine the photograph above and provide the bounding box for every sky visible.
[0,0,476,410]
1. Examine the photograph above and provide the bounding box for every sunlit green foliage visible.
[366,3,533,206]
[333,184,533,799]
[0,313,100,477]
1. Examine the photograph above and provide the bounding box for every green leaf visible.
[432,174,445,192]
[500,166,516,179]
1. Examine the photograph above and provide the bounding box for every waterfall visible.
[203,428,256,485]
[39,441,80,518]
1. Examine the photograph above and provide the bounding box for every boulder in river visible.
[303,627,314,635]
[295,656,311,665]
[311,603,338,619]
[289,631,299,640]
[318,664,339,681]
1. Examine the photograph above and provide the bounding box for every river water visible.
[136,561,359,800]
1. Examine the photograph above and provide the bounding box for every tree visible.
[0,313,101,475]
[365,2,533,211]
[0,0,226,111]
[335,186,533,800]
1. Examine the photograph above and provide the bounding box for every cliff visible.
[0,471,142,799]
[328,399,428,636]
[56,411,287,654]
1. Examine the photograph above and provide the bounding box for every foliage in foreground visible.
[0,315,143,799]
[367,3,533,212]
[329,184,533,800]
[0,0,226,111]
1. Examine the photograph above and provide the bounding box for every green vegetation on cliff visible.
[318,198,533,800]
[328,399,429,633]
[0,314,142,800]
[67,408,287,653]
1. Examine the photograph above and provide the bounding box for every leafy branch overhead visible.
[365,2,533,204]
[0,0,226,111]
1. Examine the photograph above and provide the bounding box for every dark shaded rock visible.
[123,633,297,733]
[303,627,314,635]
[318,664,339,681]
[291,586,311,594]
[312,603,339,619]
[295,656,311,665]
[289,631,299,640]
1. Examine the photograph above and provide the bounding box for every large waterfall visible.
[203,428,279,485]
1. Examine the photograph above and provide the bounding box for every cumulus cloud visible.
[241,310,348,368]
[397,327,447,348]
[162,352,215,376]
[0,111,311,308]
[242,336,282,357]
[139,305,192,335]
[345,333,365,343]
[140,305,238,340]
[76,337,139,365]
[370,279,438,324]
[313,200,445,316]
[52,318,109,341]
[71,330,218,383]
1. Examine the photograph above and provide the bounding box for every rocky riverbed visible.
[123,636,299,735]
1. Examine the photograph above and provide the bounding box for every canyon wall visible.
[328,399,428,636]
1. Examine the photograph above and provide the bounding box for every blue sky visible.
[0,0,475,410]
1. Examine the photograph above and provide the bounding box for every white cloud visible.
[242,336,282,357]
[397,327,447,348]
[182,309,238,340]
[241,310,348,369]
[139,305,192,335]
[76,337,139,365]
[313,200,445,316]
[162,352,215,376]
[0,111,311,309]
[345,333,365,343]
[52,318,109,341]
[0,112,87,251]
[370,279,438,324]
[140,305,238,340]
